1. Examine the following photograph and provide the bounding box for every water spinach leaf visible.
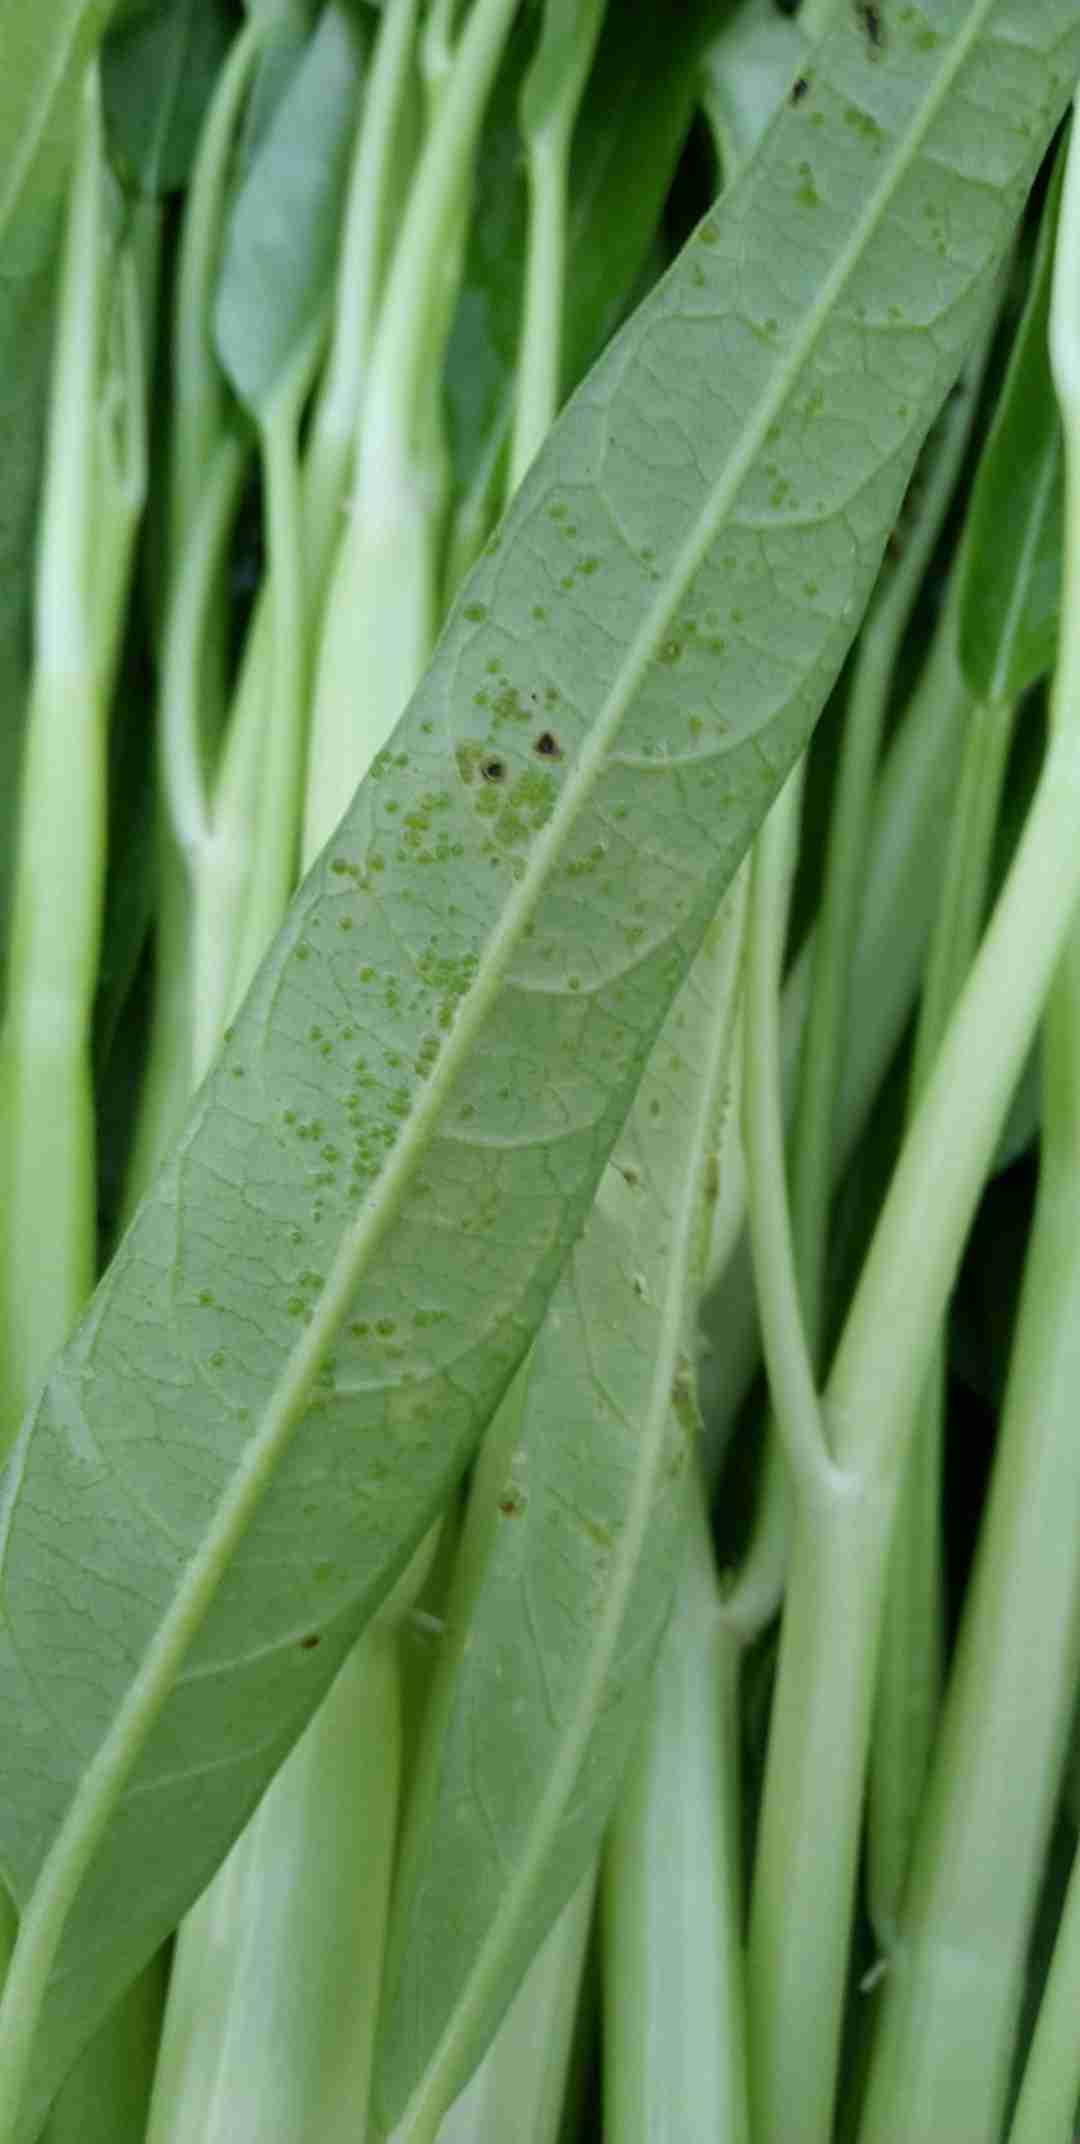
[0,0,119,972]
[0,5,1074,2133]
[375,896,744,2140]
[101,0,235,196]
[958,139,1067,705]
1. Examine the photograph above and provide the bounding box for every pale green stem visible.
[852,160,1080,2132]
[868,688,1015,1951]
[748,523,1080,2144]
[362,0,518,468]
[742,763,830,1494]
[702,585,974,1452]
[0,71,110,1448]
[603,1474,750,2144]
[303,0,518,861]
[303,0,422,560]
[509,0,605,492]
[175,0,422,1075]
[857,912,1080,2144]
[168,20,261,585]
[717,1431,790,1645]
[791,342,993,1359]
[437,1876,595,2144]
[510,138,568,492]
[145,1642,402,2144]
[227,329,324,1019]
[91,246,149,693]
[124,433,247,1208]
[1007,1830,1080,2144]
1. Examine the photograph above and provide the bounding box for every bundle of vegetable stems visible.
[1,1,1080,2140]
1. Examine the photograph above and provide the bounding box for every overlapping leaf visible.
[0,5,1075,2132]
[375,896,743,2138]
[214,2,365,418]
[101,0,234,195]
[959,138,1067,704]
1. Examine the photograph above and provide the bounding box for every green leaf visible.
[958,140,1066,703]
[0,0,117,980]
[0,5,1074,2131]
[213,2,365,419]
[101,0,235,196]
[701,0,811,180]
[375,897,743,2139]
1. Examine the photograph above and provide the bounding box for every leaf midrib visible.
[3,0,999,2020]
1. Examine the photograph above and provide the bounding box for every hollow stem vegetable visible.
[603,1471,750,2144]
[302,0,520,864]
[868,170,1065,1944]
[853,114,1080,2144]
[0,71,144,1449]
[746,138,1080,2128]
[701,592,977,1443]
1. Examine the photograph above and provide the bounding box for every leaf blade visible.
[213,1,365,417]
[0,4,1075,2130]
[374,894,744,2136]
[959,139,1067,704]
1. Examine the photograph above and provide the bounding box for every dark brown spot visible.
[534,731,562,759]
[498,1488,526,1517]
[300,1634,321,1650]
[790,74,809,104]
[855,1,883,49]
[481,756,506,783]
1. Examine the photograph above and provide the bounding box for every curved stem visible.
[868,688,1015,1949]
[227,332,322,1026]
[603,1475,750,2144]
[857,914,1080,2144]
[0,71,110,1446]
[168,20,261,584]
[742,765,830,1496]
[304,0,422,552]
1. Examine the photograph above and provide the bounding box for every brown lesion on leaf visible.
[855,0,884,51]
[300,1633,321,1650]
[498,1486,527,1517]
[533,730,563,759]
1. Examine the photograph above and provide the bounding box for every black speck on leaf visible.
[300,1634,321,1650]
[481,757,506,783]
[534,731,562,759]
[791,74,810,104]
[856,1,884,50]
